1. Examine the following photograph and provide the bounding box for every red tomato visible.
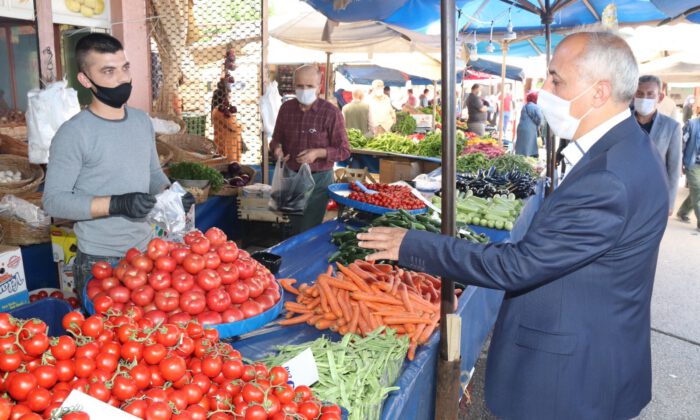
[182,254,206,275]
[196,311,222,327]
[125,247,141,262]
[205,227,227,247]
[91,261,113,280]
[147,238,169,260]
[131,285,156,306]
[221,306,244,323]
[275,384,295,404]
[200,355,222,378]
[216,241,240,263]
[168,312,192,325]
[144,309,168,326]
[196,269,221,291]
[297,401,320,419]
[171,270,195,293]
[255,293,277,311]
[145,401,172,420]
[132,254,154,273]
[243,277,264,299]
[235,258,256,280]
[149,270,172,291]
[91,294,114,315]
[49,335,76,360]
[32,365,57,389]
[184,230,204,245]
[67,296,80,308]
[155,288,180,312]
[204,252,221,270]
[226,282,249,304]
[180,290,206,315]
[155,256,177,272]
[100,276,120,291]
[170,247,190,265]
[270,366,289,386]
[159,355,187,381]
[108,285,131,303]
[217,263,239,285]
[244,405,267,420]
[294,385,313,402]
[143,343,167,365]
[240,300,263,319]
[123,268,148,290]
[123,399,148,418]
[50,290,64,299]
[206,287,232,312]
[189,237,211,255]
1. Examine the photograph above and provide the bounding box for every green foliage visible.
[169,162,225,192]
[346,128,368,149]
[391,111,417,135]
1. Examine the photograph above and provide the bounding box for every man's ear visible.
[76,72,93,90]
[658,92,665,103]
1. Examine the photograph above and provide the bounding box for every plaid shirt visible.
[270,98,351,172]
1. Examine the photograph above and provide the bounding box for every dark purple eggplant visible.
[227,162,241,178]
[229,176,246,187]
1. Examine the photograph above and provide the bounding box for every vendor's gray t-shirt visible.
[43,107,170,257]
[467,93,487,123]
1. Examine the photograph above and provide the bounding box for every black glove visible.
[109,192,157,219]
[181,192,196,213]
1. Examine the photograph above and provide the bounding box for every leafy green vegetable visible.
[364,132,418,155]
[260,328,408,420]
[347,128,368,149]
[490,154,538,176]
[457,152,491,173]
[391,111,417,135]
[168,162,225,192]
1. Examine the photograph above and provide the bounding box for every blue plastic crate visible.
[9,298,73,337]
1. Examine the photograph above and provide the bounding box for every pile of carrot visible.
[278,260,461,360]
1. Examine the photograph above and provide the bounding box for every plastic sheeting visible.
[336,64,434,86]
[230,181,546,419]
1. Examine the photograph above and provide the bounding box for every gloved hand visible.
[109,192,157,219]
[181,192,196,213]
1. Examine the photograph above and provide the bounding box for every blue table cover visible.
[22,195,239,291]
[231,181,545,419]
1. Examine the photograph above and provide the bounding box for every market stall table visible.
[230,181,543,419]
[343,149,441,183]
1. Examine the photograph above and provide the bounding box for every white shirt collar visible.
[561,108,631,177]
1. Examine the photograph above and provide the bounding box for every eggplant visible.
[229,176,246,187]
[227,162,241,178]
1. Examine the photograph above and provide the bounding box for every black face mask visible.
[85,75,132,108]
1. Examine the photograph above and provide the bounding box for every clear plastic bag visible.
[147,182,188,241]
[269,160,315,215]
[0,195,50,228]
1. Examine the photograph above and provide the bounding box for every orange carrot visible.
[337,263,372,293]
[383,316,432,325]
[350,292,403,306]
[305,297,320,310]
[319,274,358,292]
[278,313,313,325]
[315,319,335,330]
[407,342,417,361]
[284,302,311,313]
[307,314,323,325]
[338,325,349,335]
[419,316,439,343]
[318,287,330,314]
[357,301,372,335]
[390,276,401,296]
[323,312,338,321]
[375,264,393,273]
[347,263,372,281]
[348,302,360,335]
[370,311,417,318]
[368,313,379,332]
[337,290,352,323]
[318,277,343,319]
[362,301,405,313]
[408,293,438,313]
[400,284,415,313]
[278,278,299,295]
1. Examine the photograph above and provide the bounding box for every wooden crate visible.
[237,196,289,223]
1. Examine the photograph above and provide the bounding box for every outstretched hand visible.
[357,227,408,261]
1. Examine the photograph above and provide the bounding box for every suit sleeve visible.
[398,170,628,292]
[666,122,682,209]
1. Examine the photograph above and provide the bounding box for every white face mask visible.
[295,88,317,106]
[634,97,657,116]
[538,83,597,140]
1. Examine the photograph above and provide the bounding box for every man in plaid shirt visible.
[270,65,351,234]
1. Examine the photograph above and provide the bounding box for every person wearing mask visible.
[43,33,194,302]
[466,84,488,135]
[634,75,682,214]
[419,88,430,108]
[357,32,668,420]
[514,91,543,158]
[342,88,370,136]
[677,116,700,230]
[683,95,695,123]
[657,82,680,121]
[270,65,351,234]
[368,80,396,135]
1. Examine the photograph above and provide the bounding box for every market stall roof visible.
[639,52,700,83]
[465,58,524,81]
[336,64,434,86]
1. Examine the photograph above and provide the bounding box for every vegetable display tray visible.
[10,298,73,337]
[83,281,284,339]
[328,183,428,216]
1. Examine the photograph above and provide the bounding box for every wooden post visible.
[261,0,270,184]
[324,52,331,100]
[497,41,509,146]
[35,0,55,84]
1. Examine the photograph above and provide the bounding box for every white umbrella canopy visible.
[639,52,700,83]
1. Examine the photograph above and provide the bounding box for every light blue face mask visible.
[295,88,317,106]
[538,83,597,139]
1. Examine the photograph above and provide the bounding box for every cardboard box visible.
[0,245,29,311]
[57,261,76,294]
[51,225,78,266]
[379,159,422,183]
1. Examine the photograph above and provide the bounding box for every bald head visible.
[352,89,365,101]
[556,32,638,104]
[294,65,322,89]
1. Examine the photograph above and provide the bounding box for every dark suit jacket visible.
[400,116,669,420]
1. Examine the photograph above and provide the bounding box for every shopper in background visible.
[466,83,488,136]
[634,75,682,214]
[404,88,418,108]
[514,91,543,158]
[358,31,668,420]
[683,95,695,123]
[43,33,194,302]
[677,116,700,230]
[657,82,680,122]
[342,88,370,136]
[419,88,430,108]
[499,85,513,138]
[270,64,350,234]
[368,79,396,135]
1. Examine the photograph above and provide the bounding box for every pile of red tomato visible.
[86,228,281,327]
[0,311,341,419]
[29,290,80,310]
[348,183,426,210]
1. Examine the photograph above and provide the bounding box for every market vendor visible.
[466,83,488,135]
[270,64,351,234]
[43,33,194,301]
[358,32,668,420]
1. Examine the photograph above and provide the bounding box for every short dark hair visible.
[471,84,480,91]
[638,75,661,91]
[423,89,429,94]
[76,33,123,73]
[408,89,413,94]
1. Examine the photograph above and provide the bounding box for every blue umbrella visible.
[336,64,435,86]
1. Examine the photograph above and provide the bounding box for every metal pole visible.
[261,0,270,184]
[435,0,459,418]
[543,1,556,195]
[324,52,331,100]
[432,80,438,130]
[497,41,508,146]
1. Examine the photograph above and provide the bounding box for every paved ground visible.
[461,186,700,419]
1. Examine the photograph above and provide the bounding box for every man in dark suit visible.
[358,32,668,420]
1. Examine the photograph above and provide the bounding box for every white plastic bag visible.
[25,80,80,164]
[147,183,189,241]
[260,81,282,139]
[269,160,315,215]
[0,195,50,228]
